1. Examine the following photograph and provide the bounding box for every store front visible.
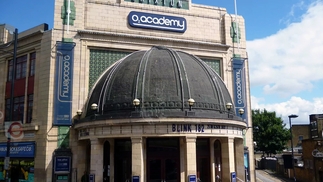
[0,142,35,182]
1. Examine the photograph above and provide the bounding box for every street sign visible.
[231,172,236,182]
[4,157,10,170]
[188,175,196,182]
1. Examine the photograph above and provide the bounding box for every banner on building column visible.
[53,42,76,126]
[232,58,248,125]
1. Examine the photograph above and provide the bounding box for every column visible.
[90,138,104,182]
[234,138,245,181]
[186,136,197,179]
[132,137,144,182]
[221,137,235,182]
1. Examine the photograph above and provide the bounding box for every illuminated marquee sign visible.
[125,0,189,10]
[128,11,187,33]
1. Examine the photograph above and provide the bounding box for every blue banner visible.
[128,11,187,33]
[53,42,75,126]
[232,58,248,124]
[54,156,71,173]
[0,142,35,158]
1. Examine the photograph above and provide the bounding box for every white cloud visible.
[247,0,323,97]
[251,96,323,126]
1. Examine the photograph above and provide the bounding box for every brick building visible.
[0,0,254,181]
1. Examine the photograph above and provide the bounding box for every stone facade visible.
[0,0,254,181]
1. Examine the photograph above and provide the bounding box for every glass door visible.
[147,138,180,182]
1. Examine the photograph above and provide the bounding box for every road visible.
[256,170,293,182]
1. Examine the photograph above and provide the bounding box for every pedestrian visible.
[81,171,89,182]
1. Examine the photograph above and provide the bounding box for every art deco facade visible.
[0,0,254,181]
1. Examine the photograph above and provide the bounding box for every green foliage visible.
[252,109,290,156]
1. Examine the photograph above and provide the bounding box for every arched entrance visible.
[196,138,210,182]
[114,139,132,182]
[146,138,180,182]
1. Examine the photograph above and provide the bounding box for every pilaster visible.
[131,137,144,182]
[185,136,197,179]
[90,138,104,182]
[221,137,235,182]
[235,138,245,181]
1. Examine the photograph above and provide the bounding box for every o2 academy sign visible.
[125,0,189,10]
[128,11,187,33]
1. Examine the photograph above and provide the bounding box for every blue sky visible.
[1,0,323,126]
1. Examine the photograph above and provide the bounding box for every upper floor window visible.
[29,52,36,76]
[27,94,33,123]
[7,55,27,81]
[7,60,13,81]
[5,96,25,122]
[16,55,27,79]
[13,96,25,121]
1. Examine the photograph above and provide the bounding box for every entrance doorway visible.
[196,138,210,182]
[146,138,180,182]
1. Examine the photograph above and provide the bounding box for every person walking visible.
[81,171,89,182]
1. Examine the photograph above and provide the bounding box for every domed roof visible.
[85,46,237,120]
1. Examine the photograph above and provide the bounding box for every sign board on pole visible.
[132,176,139,182]
[188,175,196,182]
[54,156,71,174]
[231,172,236,182]
[5,121,24,139]
[4,157,10,170]
[89,174,95,182]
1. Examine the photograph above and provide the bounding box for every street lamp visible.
[91,103,98,119]
[239,108,244,119]
[76,109,82,122]
[288,114,298,182]
[0,26,18,182]
[188,98,195,111]
[226,103,233,118]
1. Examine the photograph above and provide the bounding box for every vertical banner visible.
[232,58,248,125]
[53,42,76,126]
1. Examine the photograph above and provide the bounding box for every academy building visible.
[0,0,254,181]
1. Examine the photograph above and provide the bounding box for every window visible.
[29,52,36,76]
[5,99,10,121]
[7,55,28,81]
[16,55,27,79]
[27,94,33,123]
[13,96,25,121]
[7,60,13,81]
[298,135,303,141]
[5,96,25,122]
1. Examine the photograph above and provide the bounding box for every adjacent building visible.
[0,0,254,181]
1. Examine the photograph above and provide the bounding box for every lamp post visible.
[289,114,298,182]
[0,26,18,182]
[188,98,195,111]
[76,109,82,122]
[91,103,98,119]
[226,103,233,118]
[133,98,140,112]
[239,108,244,120]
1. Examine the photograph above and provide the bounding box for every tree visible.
[252,109,290,156]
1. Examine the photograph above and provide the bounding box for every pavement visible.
[256,169,295,182]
